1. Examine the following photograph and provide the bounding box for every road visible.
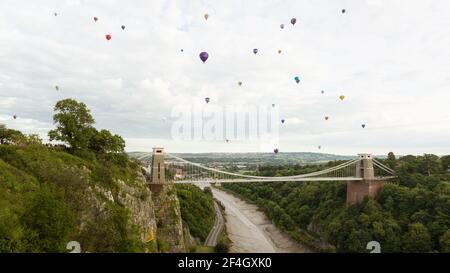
[204,201,224,247]
[211,187,310,253]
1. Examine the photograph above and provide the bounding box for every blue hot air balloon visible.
[294,76,300,83]
[253,48,258,54]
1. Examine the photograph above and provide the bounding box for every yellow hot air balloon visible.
[339,95,345,101]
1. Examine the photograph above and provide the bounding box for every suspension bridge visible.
[138,148,396,205]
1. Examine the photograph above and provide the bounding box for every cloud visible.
[0,0,449,155]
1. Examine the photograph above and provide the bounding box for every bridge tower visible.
[149,147,166,192]
[346,154,384,206]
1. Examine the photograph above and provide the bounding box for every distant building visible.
[174,168,184,179]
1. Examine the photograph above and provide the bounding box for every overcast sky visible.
[1,0,449,155]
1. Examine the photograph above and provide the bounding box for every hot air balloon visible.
[199,51,209,63]
[54,12,58,16]
[180,49,184,52]
[339,95,345,101]
[253,48,258,55]
[342,9,346,14]
[361,124,366,128]
[121,25,125,30]
[294,76,300,84]
[272,104,275,108]
[13,115,17,120]
[94,17,98,22]
[105,34,111,40]
[226,139,230,143]
[238,81,242,86]
[318,145,321,150]
[278,49,282,54]
[204,14,209,20]
[55,85,59,91]
[280,24,284,29]
[321,90,325,94]
[205,97,210,104]
[291,18,297,25]
[274,148,279,154]
[325,116,329,121]
[281,119,285,124]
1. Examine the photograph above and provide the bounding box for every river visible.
[210,187,311,253]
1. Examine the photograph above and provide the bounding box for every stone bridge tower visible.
[346,154,384,206]
[149,147,166,192]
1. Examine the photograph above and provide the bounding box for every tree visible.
[439,230,450,253]
[386,152,397,170]
[48,99,95,151]
[21,188,75,252]
[89,129,125,153]
[419,154,441,176]
[402,223,432,252]
[0,124,24,144]
[215,241,230,253]
[440,155,450,172]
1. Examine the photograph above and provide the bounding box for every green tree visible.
[386,152,397,170]
[21,188,75,252]
[419,154,441,176]
[402,223,432,252]
[0,124,24,145]
[89,129,125,153]
[439,230,450,253]
[440,155,450,172]
[48,99,95,151]
[215,241,230,253]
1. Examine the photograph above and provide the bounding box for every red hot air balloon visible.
[199,52,209,63]
[105,34,111,40]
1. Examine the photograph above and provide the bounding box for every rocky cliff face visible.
[83,170,187,252]
[151,184,187,253]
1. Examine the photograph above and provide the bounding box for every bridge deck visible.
[172,176,396,184]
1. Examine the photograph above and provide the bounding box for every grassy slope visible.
[0,144,147,252]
